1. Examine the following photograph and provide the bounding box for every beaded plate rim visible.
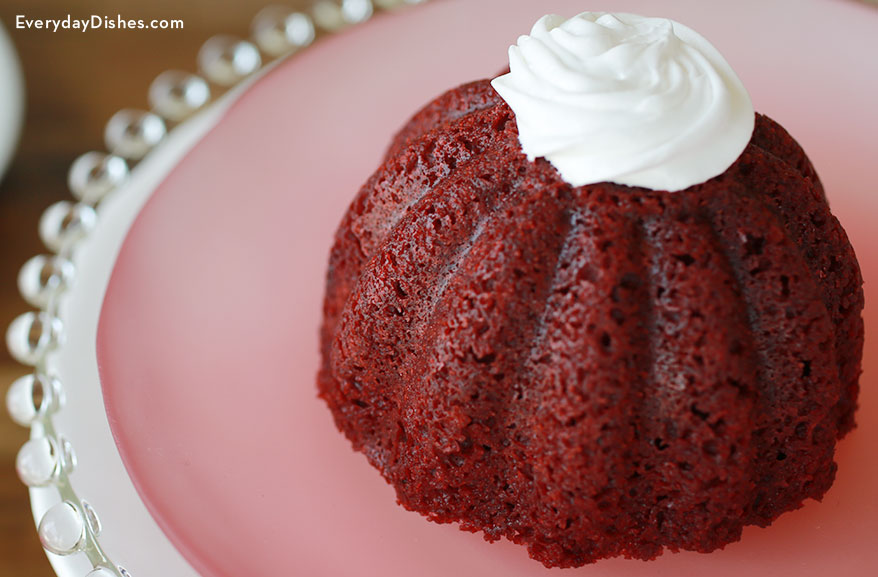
[4,2,429,576]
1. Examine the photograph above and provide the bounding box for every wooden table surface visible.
[0,1,315,574]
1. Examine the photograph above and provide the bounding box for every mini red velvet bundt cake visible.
[318,12,863,569]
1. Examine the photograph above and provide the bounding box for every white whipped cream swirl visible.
[491,12,754,191]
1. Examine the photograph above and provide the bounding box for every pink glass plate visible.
[97,1,878,576]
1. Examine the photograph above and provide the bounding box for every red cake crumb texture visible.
[317,78,864,567]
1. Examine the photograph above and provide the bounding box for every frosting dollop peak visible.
[491,12,754,192]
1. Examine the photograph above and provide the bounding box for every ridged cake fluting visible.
[317,78,864,566]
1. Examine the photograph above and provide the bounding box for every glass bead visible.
[16,437,59,487]
[251,7,315,57]
[5,373,62,426]
[312,1,346,31]
[149,71,211,123]
[81,500,102,536]
[342,0,374,24]
[68,151,129,205]
[39,200,97,253]
[18,254,75,309]
[104,109,167,161]
[6,312,65,366]
[58,435,77,474]
[38,501,85,555]
[198,36,262,87]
